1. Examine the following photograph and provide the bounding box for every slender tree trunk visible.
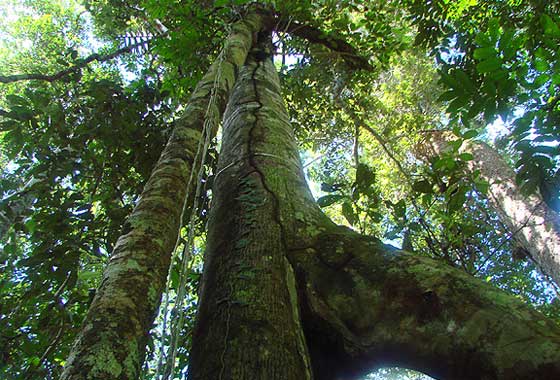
[421,132,560,287]
[60,13,265,380]
[188,30,560,380]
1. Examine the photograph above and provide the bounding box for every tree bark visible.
[188,31,314,380]
[188,30,560,380]
[289,227,560,380]
[60,13,264,380]
[421,133,560,287]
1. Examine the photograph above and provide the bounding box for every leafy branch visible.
[0,38,160,84]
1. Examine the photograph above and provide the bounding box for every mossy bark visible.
[189,32,560,380]
[188,32,313,380]
[60,13,264,380]
[289,227,560,380]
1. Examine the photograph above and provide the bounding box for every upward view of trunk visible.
[189,32,314,380]
[60,12,265,380]
[421,132,560,287]
[189,30,560,380]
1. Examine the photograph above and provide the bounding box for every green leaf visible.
[462,129,478,139]
[492,68,508,83]
[368,211,383,223]
[439,70,459,88]
[534,58,549,73]
[393,199,406,219]
[515,140,532,152]
[447,96,469,113]
[438,90,458,102]
[342,202,355,226]
[533,74,549,87]
[475,32,492,47]
[355,163,376,193]
[6,94,28,106]
[482,81,496,98]
[501,45,517,61]
[449,139,463,152]
[459,153,474,161]
[25,219,37,234]
[317,194,344,207]
[0,120,18,131]
[541,14,560,37]
[476,57,502,73]
[10,105,34,121]
[475,180,489,194]
[412,180,433,194]
[488,18,500,41]
[473,47,496,60]
[29,356,41,367]
[434,157,456,170]
[454,70,476,93]
[467,97,486,118]
[448,187,467,212]
[408,222,421,232]
[533,145,559,156]
[499,29,515,60]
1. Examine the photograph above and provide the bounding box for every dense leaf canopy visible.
[0,0,559,379]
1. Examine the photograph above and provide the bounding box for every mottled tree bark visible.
[188,32,313,380]
[290,228,560,380]
[60,13,264,380]
[190,31,560,380]
[421,133,560,288]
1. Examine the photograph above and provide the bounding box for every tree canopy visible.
[1,1,559,379]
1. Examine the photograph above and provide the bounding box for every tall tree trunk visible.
[420,132,560,287]
[189,31,560,380]
[60,13,265,380]
[188,31,314,380]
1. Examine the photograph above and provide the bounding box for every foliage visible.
[0,1,173,378]
[305,47,559,318]
[0,0,559,379]
[406,0,560,203]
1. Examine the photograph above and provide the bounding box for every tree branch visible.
[275,18,373,71]
[0,38,157,84]
[289,226,560,380]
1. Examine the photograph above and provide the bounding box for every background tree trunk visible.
[60,13,264,380]
[420,132,560,287]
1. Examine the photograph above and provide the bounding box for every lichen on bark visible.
[61,12,265,380]
[188,30,312,380]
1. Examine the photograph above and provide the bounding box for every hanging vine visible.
[152,37,228,380]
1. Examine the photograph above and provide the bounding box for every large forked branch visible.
[275,18,373,71]
[290,226,560,380]
[0,39,154,84]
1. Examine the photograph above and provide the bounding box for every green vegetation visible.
[0,1,559,379]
